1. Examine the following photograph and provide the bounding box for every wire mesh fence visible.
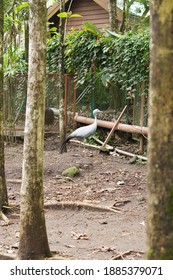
[75,76,148,128]
[3,73,148,143]
[3,73,75,122]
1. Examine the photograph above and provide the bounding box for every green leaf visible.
[57,12,68,18]
[50,27,57,32]
[57,12,82,19]
[105,29,122,38]
[16,2,29,12]
[70,14,83,18]
[83,22,102,36]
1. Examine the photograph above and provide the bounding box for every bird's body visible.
[60,109,100,153]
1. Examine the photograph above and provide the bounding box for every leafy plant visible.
[64,26,149,96]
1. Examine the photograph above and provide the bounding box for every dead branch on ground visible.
[111,249,144,260]
[44,201,122,213]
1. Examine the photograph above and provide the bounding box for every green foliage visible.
[102,29,150,95]
[65,29,103,84]
[46,33,60,73]
[4,46,27,76]
[4,0,29,76]
[64,27,149,96]
[4,3,149,98]
[16,2,28,12]
[83,22,102,36]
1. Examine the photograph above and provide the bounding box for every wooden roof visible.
[48,0,109,20]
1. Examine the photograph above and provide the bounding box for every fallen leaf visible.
[71,231,90,240]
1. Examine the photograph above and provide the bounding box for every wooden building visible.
[48,0,122,31]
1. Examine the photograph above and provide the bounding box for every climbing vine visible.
[64,28,149,96]
[13,24,150,98]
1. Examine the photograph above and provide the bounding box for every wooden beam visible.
[74,115,148,135]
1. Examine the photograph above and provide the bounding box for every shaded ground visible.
[0,136,147,260]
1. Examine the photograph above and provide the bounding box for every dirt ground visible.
[0,135,147,260]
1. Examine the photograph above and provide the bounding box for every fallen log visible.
[74,115,148,135]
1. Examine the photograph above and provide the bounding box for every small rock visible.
[99,221,108,225]
[12,242,19,249]
[117,180,124,186]
[7,249,14,254]
[62,166,80,177]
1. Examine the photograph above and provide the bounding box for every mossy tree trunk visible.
[108,0,118,32]
[0,0,8,211]
[147,0,173,259]
[17,0,51,260]
[120,0,126,33]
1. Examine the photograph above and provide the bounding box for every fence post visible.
[139,82,145,154]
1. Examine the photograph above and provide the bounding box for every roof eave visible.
[48,0,108,20]
[48,0,69,20]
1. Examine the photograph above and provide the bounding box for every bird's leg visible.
[82,138,87,153]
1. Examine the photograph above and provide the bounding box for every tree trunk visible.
[120,0,126,33]
[108,0,118,32]
[17,0,51,260]
[147,0,173,259]
[24,20,29,65]
[0,0,8,211]
[59,0,66,149]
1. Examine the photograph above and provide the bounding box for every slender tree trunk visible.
[24,20,29,65]
[120,0,126,33]
[147,0,173,259]
[17,0,51,260]
[108,0,118,32]
[59,0,66,149]
[0,0,8,211]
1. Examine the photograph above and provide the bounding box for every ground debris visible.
[92,246,116,253]
[112,199,131,207]
[71,231,90,240]
[0,211,11,225]
[44,201,122,213]
[3,139,146,260]
[111,249,145,260]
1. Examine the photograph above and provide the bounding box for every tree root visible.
[44,201,122,213]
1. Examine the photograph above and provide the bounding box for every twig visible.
[113,148,147,161]
[93,137,113,150]
[112,199,131,207]
[111,249,144,260]
[70,139,109,152]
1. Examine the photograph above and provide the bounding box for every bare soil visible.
[0,136,147,260]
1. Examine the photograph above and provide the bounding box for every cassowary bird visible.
[60,109,101,154]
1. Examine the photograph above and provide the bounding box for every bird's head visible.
[93,109,101,117]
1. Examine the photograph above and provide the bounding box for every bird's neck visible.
[94,114,98,125]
